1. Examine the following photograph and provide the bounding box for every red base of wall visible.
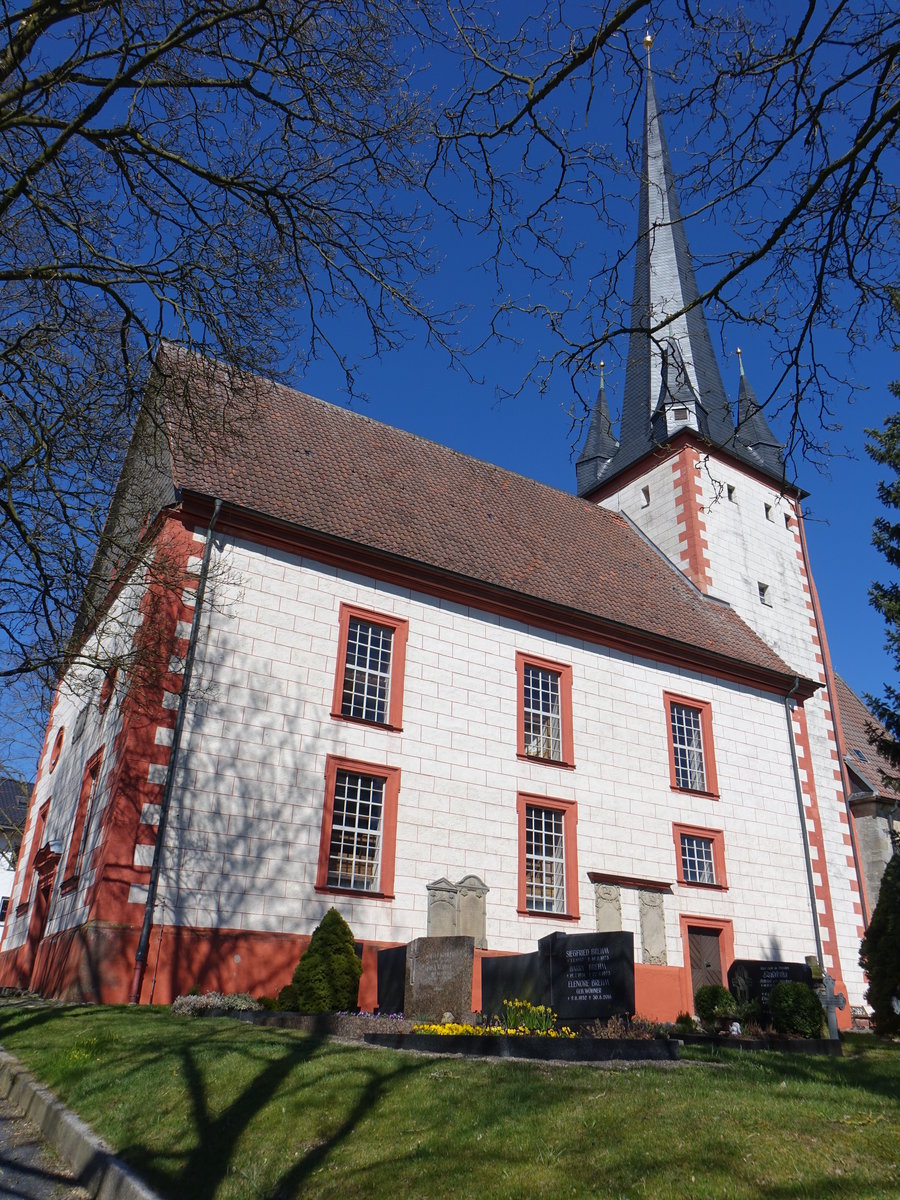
[0,924,851,1028]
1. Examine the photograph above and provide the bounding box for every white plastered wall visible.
[147,530,840,993]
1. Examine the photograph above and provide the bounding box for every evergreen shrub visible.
[768,981,823,1038]
[694,983,736,1027]
[277,908,362,1013]
[859,850,900,1035]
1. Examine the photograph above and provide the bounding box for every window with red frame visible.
[331,605,408,729]
[673,822,727,889]
[16,799,50,914]
[664,692,718,795]
[316,756,400,898]
[61,750,104,888]
[515,652,575,767]
[516,793,579,918]
[48,727,64,773]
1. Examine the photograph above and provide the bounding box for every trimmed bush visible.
[768,981,823,1038]
[694,983,736,1027]
[860,849,900,1036]
[278,908,362,1014]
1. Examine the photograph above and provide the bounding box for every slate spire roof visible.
[575,364,619,495]
[735,350,785,477]
[577,69,786,495]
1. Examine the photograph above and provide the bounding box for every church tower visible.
[577,47,868,1011]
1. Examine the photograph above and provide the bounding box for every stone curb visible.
[0,1048,165,1200]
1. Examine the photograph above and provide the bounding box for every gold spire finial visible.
[643,30,653,69]
[600,360,606,389]
[736,347,745,377]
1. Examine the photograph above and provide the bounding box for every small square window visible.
[758,582,772,606]
[641,485,651,508]
[331,605,408,729]
[726,485,736,503]
[673,823,726,889]
[764,503,773,521]
[784,513,793,530]
[516,653,575,767]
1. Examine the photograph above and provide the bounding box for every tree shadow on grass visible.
[692,1044,900,1105]
[116,1030,429,1200]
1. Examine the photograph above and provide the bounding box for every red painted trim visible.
[15,801,50,919]
[672,822,727,890]
[98,666,117,714]
[60,748,105,891]
[316,755,400,899]
[663,691,719,797]
[515,651,575,767]
[587,872,672,892]
[515,792,579,920]
[791,702,843,984]
[330,603,408,730]
[795,499,869,928]
[177,493,815,700]
[48,728,65,774]
[678,914,735,1014]
[672,445,712,592]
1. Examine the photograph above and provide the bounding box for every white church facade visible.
[0,71,890,1022]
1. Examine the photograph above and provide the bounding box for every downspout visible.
[796,498,870,926]
[129,498,222,1005]
[784,677,825,972]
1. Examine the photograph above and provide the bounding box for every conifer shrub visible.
[859,849,900,1036]
[768,981,823,1038]
[277,908,362,1013]
[693,983,736,1028]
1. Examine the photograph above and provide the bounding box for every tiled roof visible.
[0,778,29,832]
[834,674,898,797]
[157,345,801,686]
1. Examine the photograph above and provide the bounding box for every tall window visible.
[342,619,393,723]
[61,749,104,888]
[523,665,561,760]
[664,693,718,795]
[524,804,565,912]
[331,604,408,729]
[516,794,578,918]
[515,653,575,767]
[317,756,400,898]
[673,823,726,889]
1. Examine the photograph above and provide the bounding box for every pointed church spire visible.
[734,349,785,476]
[576,362,619,495]
[575,60,790,497]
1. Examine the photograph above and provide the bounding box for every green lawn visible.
[0,1004,898,1200]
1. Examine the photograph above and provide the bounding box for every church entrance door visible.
[688,926,722,1001]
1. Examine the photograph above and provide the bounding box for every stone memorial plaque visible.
[540,931,635,1020]
[728,959,813,1018]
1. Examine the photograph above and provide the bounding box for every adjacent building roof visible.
[834,674,898,800]
[577,70,787,496]
[154,343,805,691]
[0,778,29,835]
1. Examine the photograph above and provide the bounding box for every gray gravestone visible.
[638,890,667,965]
[594,882,622,932]
[405,936,475,1020]
[727,959,813,1020]
[457,875,489,949]
[426,878,458,937]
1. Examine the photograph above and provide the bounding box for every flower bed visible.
[364,1032,680,1061]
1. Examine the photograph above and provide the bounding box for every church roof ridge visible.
[154,343,804,690]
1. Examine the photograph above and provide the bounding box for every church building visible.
[0,67,889,1022]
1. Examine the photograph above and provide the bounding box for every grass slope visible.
[0,1005,898,1199]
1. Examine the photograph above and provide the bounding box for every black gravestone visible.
[541,931,635,1020]
[481,932,634,1021]
[728,959,813,1019]
[376,945,407,1015]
